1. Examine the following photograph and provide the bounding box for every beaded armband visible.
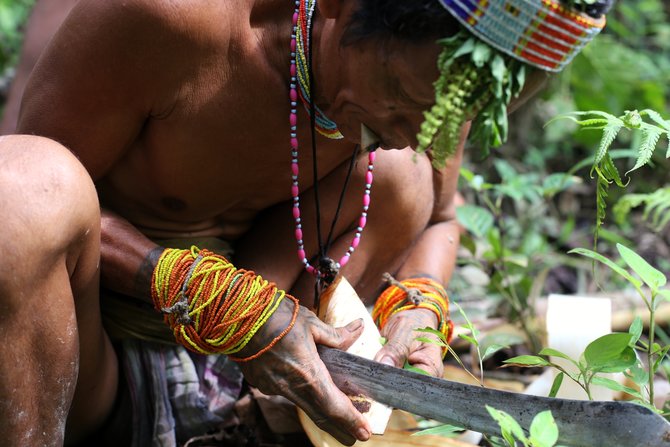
[372,276,454,356]
[151,247,299,362]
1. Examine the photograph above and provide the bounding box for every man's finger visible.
[311,317,364,351]
[292,362,371,445]
[374,339,410,368]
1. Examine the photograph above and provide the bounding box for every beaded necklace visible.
[289,0,376,285]
[294,0,342,139]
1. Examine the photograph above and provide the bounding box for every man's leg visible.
[0,135,119,445]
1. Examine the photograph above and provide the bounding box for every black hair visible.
[342,0,614,45]
[561,0,615,18]
[342,1,460,45]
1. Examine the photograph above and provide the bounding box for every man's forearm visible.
[393,218,460,286]
[100,208,162,301]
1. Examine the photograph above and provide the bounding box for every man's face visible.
[320,38,441,150]
[317,33,550,153]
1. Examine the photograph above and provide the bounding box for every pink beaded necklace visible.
[288,0,376,284]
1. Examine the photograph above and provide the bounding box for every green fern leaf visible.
[593,166,610,247]
[595,121,623,164]
[640,109,670,131]
[628,126,663,174]
[570,110,620,120]
[545,114,607,129]
[646,190,670,231]
[613,193,646,225]
[601,153,626,187]
[615,188,670,232]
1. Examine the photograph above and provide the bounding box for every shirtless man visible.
[0,0,612,445]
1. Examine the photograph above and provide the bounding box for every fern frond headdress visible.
[419,0,612,167]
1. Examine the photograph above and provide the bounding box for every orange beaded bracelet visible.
[151,247,299,361]
[372,275,454,354]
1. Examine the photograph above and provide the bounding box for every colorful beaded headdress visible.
[438,0,606,72]
[417,0,613,166]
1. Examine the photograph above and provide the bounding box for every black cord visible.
[306,9,359,307]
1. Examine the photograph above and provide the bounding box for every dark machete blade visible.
[318,346,670,447]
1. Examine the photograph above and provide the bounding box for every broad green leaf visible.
[472,42,492,67]
[403,360,431,376]
[487,405,526,444]
[415,336,448,348]
[568,247,642,290]
[628,316,643,344]
[459,233,477,256]
[412,424,463,437]
[456,204,494,239]
[584,333,636,372]
[591,376,644,400]
[627,363,649,386]
[416,326,448,342]
[539,348,573,362]
[482,344,510,362]
[595,347,637,373]
[503,355,550,368]
[529,411,558,447]
[490,55,506,85]
[617,243,666,291]
[458,334,479,346]
[549,372,564,398]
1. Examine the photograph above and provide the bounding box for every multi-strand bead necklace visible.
[288,0,376,283]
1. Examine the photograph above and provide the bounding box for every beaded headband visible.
[437,0,606,72]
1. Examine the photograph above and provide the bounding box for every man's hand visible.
[374,308,445,378]
[237,299,371,446]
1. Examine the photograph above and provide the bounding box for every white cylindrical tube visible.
[546,294,613,401]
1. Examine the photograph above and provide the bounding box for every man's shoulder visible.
[80,0,236,47]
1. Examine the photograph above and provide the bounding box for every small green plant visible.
[503,326,642,403]
[550,109,670,246]
[486,406,560,447]
[613,186,670,232]
[415,301,506,386]
[570,243,670,409]
[456,162,580,352]
[504,243,670,411]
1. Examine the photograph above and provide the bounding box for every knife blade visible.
[318,346,670,447]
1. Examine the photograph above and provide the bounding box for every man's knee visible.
[0,134,99,265]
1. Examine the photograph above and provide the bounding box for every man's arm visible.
[17,0,192,296]
[371,123,468,377]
